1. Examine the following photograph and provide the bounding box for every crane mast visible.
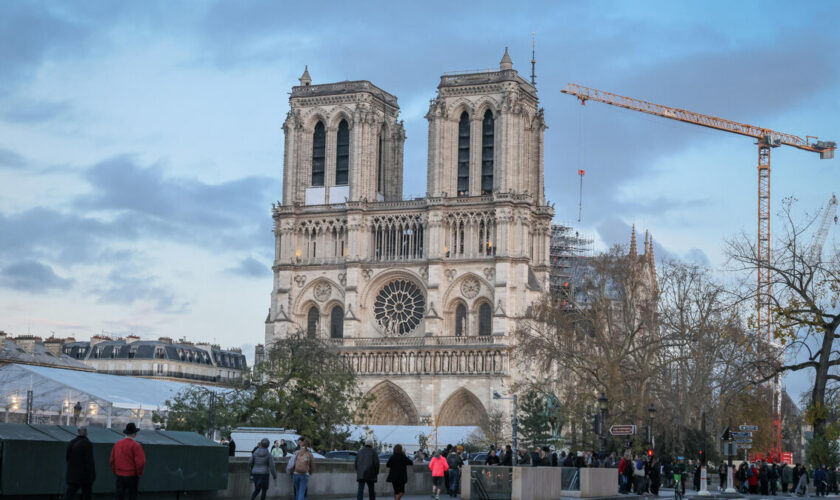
[808,194,838,263]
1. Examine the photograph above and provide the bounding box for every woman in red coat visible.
[429,451,449,500]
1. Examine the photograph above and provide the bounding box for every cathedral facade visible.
[265,49,553,428]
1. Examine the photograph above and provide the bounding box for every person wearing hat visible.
[64,424,96,500]
[109,422,146,500]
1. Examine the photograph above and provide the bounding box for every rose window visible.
[373,279,425,336]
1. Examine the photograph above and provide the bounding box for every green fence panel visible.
[0,423,66,495]
[159,430,228,490]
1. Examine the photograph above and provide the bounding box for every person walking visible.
[386,444,413,500]
[280,439,289,457]
[500,445,513,466]
[270,440,283,458]
[249,438,276,500]
[649,457,661,496]
[795,465,809,496]
[228,435,236,457]
[429,451,449,500]
[109,423,146,500]
[770,463,778,496]
[64,425,96,500]
[718,462,727,492]
[446,449,463,497]
[355,439,380,500]
[815,465,827,497]
[781,463,792,493]
[291,439,315,500]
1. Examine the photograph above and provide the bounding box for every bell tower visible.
[425,48,546,202]
[281,68,406,205]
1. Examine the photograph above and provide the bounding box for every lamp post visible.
[647,403,656,449]
[73,401,82,426]
[598,393,608,456]
[493,390,518,464]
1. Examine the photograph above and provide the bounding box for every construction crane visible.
[808,193,838,263]
[561,83,836,462]
[561,83,836,340]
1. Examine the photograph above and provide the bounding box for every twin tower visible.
[266,49,553,427]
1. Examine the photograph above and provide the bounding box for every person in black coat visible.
[386,444,413,500]
[355,439,380,500]
[228,436,236,457]
[64,426,96,500]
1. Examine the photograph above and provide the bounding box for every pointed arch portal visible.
[362,381,420,425]
[437,388,489,428]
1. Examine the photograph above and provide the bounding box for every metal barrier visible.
[469,466,513,500]
[0,423,227,496]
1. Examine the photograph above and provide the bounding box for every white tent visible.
[0,363,230,428]
[344,424,484,453]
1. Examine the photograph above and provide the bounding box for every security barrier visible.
[0,423,227,497]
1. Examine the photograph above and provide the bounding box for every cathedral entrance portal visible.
[361,381,420,425]
[437,388,489,428]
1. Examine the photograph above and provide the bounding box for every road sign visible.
[739,443,753,449]
[781,452,793,465]
[610,425,637,436]
[731,431,752,438]
[739,425,758,431]
[735,438,753,444]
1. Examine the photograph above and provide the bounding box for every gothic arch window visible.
[330,305,344,339]
[455,303,467,337]
[307,305,320,337]
[335,119,349,185]
[457,111,470,196]
[481,110,494,195]
[377,127,386,194]
[478,302,492,336]
[311,122,326,187]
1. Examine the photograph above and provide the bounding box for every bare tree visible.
[726,197,840,437]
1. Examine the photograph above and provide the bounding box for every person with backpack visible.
[446,449,463,497]
[288,439,315,500]
[248,438,276,500]
[429,451,449,500]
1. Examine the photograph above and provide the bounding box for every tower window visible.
[311,122,325,186]
[478,302,492,336]
[335,120,349,185]
[457,112,470,196]
[455,303,467,337]
[330,306,344,339]
[377,129,385,194]
[481,110,494,195]
[307,306,319,337]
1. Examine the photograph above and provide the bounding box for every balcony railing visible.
[329,335,502,348]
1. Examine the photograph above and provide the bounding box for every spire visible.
[630,224,637,257]
[644,229,650,254]
[648,234,655,263]
[299,65,311,86]
[530,32,537,86]
[500,47,513,71]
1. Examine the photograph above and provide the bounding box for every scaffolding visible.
[549,224,593,299]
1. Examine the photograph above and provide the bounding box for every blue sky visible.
[0,1,838,396]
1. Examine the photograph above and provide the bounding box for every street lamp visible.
[73,401,82,426]
[493,390,518,464]
[598,393,608,457]
[648,403,656,448]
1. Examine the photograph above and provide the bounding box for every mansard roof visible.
[62,338,247,370]
[290,80,398,107]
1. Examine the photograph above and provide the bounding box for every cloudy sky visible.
[1,1,838,388]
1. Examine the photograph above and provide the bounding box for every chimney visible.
[90,335,111,347]
[126,335,140,344]
[158,337,173,344]
[15,335,41,355]
[44,337,64,357]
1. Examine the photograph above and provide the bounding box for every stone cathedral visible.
[265,49,553,428]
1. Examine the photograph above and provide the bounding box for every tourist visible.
[796,464,810,496]
[109,423,146,500]
[770,463,778,495]
[271,440,283,458]
[64,425,96,500]
[228,435,236,457]
[781,463,791,493]
[355,438,380,500]
[291,439,315,500]
[485,446,499,465]
[446,449,463,497]
[759,461,769,495]
[249,438,276,500]
[500,445,513,466]
[737,462,748,494]
[717,461,727,491]
[815,464,827,497]
[429,450,449,500]
[386,444,413,500]
[649,457,661,496]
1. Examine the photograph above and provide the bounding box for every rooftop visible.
[290,80,399,107]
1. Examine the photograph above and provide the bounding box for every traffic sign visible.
[731,431,752,438]
[739,425,758,431]
[610,425,637,436]
[735,438,753,444]
[781,452,793,465]
[739,443,753,449]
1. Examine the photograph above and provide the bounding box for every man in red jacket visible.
[110,422,146,500]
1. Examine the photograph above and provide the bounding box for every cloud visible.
[0,147,27,168]
[0,99,71,123]
[93,266,189,314]
[0,260,73,292]
[595,217,711,265]
[227,257,267,278]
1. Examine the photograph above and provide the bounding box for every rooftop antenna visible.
[530,32,537,86]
